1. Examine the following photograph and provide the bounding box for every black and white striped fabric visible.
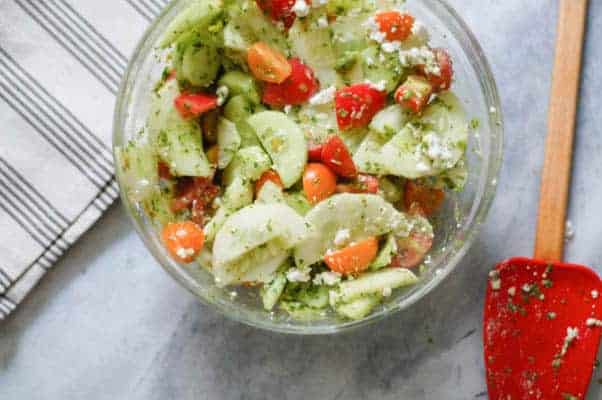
[0,0,169,320]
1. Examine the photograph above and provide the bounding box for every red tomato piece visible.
[335,83,386,130]
[157,161,173,180]
[324,237,379,275]
[174,93,218,119]
[417,48,453,92]
[262,58,319,106]
[255,170,284,194]
[394,75,433,113]
[403,180,445,216]
[307,143,324,162]
[321,136,357,178]
[303,163,337,204]
[374,11,414,42]
[256,0,297,29]
[391,232,433,269]
[171,177,220,226]
[162,221,205,263]
[336,174,379,194]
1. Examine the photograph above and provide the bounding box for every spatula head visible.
[484,257,602,399]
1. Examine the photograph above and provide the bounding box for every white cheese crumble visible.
[309,85,336,105]
[398,46,440,76]
[415,161,430,172]
[382,287,392,297]
[333,228,352,247]
[560,327,579,357]
[507,286,516,296]
[565,220,575,241]
[313,271,342,286]
[286,267,312,282]
[317,16,329,28]
[489,106,497,114]
[586,318,602,327]
[292,0,310,17]
[381,40,402,53]
[423,133,453,166]
[489,270,501,290]
[284,105,292,114]
[175,247,195,259]
[592,290,599,299]
[216,85,229,106]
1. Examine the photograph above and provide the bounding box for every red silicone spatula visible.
[483,1,602,399]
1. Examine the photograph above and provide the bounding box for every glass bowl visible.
[113,0,504,335]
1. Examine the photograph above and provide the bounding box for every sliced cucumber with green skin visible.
[116,140,158,202]
[378,176,403,204]
[222,146,271,187]
[148,80,212,177]
[294,194,410,268]
[370,105,408,137]
[261,270,288,310]
[174,29,222,88]
[280,301,326,321]
[332,12,370,55]
[141,188,175,227]
[335,294,382,320]
[284,192,312,216]
[370,234,398,270]
[218,71,261,105]
[247,111,308,188]
[380,124,434,179]
[217,117,241,169]
[159,0,224,48]
[224,96,261,147]
[339,128,369,155]
[256,181,285,204]
[332,268,418,304]
[360,46,403,93]
[215,238,289,286]
[213,203,309,271]
[353,130,391,176]
[204,176,253,242]
[298,285,330,309]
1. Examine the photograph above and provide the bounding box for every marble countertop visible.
[2,1,602,399]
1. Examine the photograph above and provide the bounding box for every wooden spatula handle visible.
[534,0,588,262]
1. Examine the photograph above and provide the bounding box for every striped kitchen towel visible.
[0,0,169,320]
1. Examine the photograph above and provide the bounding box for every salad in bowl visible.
[116,0,478,322]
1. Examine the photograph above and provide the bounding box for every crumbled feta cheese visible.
[175,247,195,259]
[382,287,392,297]
[365,56,375,66]
[411,20,430,42]
[229,291,238,299]
[364,80,387,91]
[507,286,516,296]
[284,105,292,114]
[586,318,602,327]
[216,85,229,106]
[522,284,532,293]
[398,46,440,76]
[292,0,310,17]
[560,327,579,357]
[317,16,329,28]
[364,17,386,43]
[309,85,336,105]
[416,161,430,172]
[592,290,599,299]
[381,40,402,53]
[333,229,352,247]
[313,271,342,286]
[489,106,497,114]
[423,133,453,166]
[286,267,312,282]
[176,228,188,238]
[565,220,575,241]
[489,270,501,290]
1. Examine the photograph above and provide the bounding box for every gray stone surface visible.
[2,1,602,399]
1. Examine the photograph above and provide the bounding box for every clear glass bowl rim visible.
[112,0,504,335]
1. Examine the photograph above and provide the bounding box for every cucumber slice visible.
[332,268,418,304]
[294,194,410,268]
[218,71,261,105]
[256,181,286,204]
[280,301,326,321]
[224,95,261,147]
[116,140,158,202]
[378,176,403,204]
[217,117,241,169]
[222,146,271,186]
[336,294,381,320]
[141,188,175,227]
[360,46,403,93]
[203,176,253,242]
[284,192,312,216]
[159,0,224,48]
[214,238,289,286]
[261,270,288,310]
[213,203,309,268]
[296,105,338,145]
[353,130,390,176]
[380,124,435,179]
[370,105,408,137]
[370,234,398,270]
[247,111,308,188]
[298,285,330,309]
[173,29,222,88]
[148,80,212,177]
